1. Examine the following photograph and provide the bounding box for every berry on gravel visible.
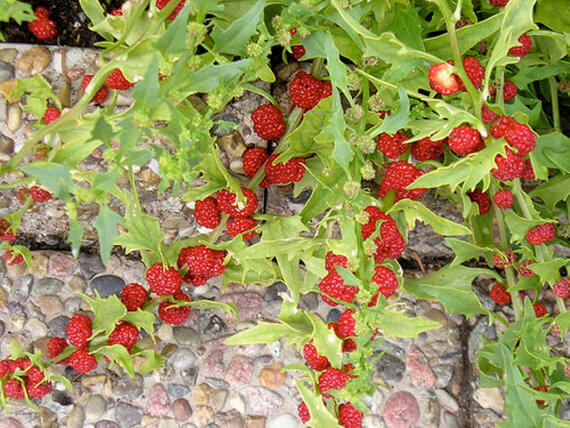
[533,303,547,318]
[242,147,268,178]
[509,34,532,57]
[291,45,306,60]
[553,278,569,298]
[303,341,330,371]
[3,251,23,266]
[377,131,409,159]
[493,190,514,209]
[289,71,329,109]
[3,379,24,399]
[491,147,525,181]
[121,283,148,311]
[177,245,226,286]
[30,186,52,203]
[264,154,306,186]
[48,337,70,364]
[526,223,556,245]
[411,137,446,161]
[490,283,511,305]
[0,218,16,242]
[298,402,310,423]
[448,125,483,156]
[325,252,348,273]
[69,348,98,373]
[251,104,286,140]
[81,75,109,104]
[66,313,92,347]
[318,367,352,397]
[379,161,426,201]
[156,0,186,19]
[459,57,485,90]
[490,116,517,139]
[105,69,134,90]
[338,402,364,428]
[193,197,221,229]
[158,290,191,325]
[146,263,182,296]
[504,122,536,155]
[108,321,139,350]
[43,107,61,125]
[216,188,258,218]
[28,7,57,40]
[226,217,258,240]
[318,272,358,306]
[518,260,536,277]
[492,250,516,268]
[468,189,491,215]
[371,266,399,300]
[481,106,498,124]
[428,62,460,95]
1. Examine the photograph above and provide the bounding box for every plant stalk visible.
[549,77,561,132]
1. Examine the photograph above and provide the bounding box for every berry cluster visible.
[28,7,57,41]
[242,147,306,188]
[0,357,52,400]
[289,71,333,110]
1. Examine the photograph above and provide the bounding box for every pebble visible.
[3,301,25,317]
[468,317,497,362]
[383,391,420,428]
[48,253,77,278]
[52,390,73,406]
[243,387,283,416]
[38,294,64,318]
[264,282,287,302]
[299,292,319,311]
[266,413,297,428]
[0,49,17,63]
[0,135,14,156]
[31,253,49,276]
[0,60,14,83]
[204,378,229,390]
[405,345,436,389]
[326,308,341,323]
[0,419,23,428]
[147,383,170,417]
[192,406,214,424]
[180,367,198,385]
[67,406,85,428]
[114,403,143,428]
[10,276,32,300]
[220,292,264,321]
[33,277,64,297]
[209,389,229,412]
[203,350,225,376]
[115,375,144,402]
[25,318,48,340]
[0,320,4,336]
[0,288,5,309]
[65,297,83,313]
[167,383,190,398]
[258,363,287,388]
[211,114,240,137]
[225,355,254,384]
[79,254,106,280]
[192,383,212,405]
[6,103,20,131]
[90,275,126,298]
[85,395,107,421]
[228,393,245,414]
[473,387,504,413]
[173,327,199,345]
[432,364,453,389]
[48,315,70,337]
[376,353,405,382]
[441,411,460,428]
[171,348,197,370]
[5,262,26,280]
[204,315,226,335]
[95,421,119,428]
[81,374,108,389]
[16,46,51,74]
[157,324,173,342]
[67,275,87,293]
[435,389,459,413]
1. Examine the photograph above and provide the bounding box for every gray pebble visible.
[90,275,126,298]
[204,315,226,335]
[171,348,197,370]
[49,315,70,337]
[85,395,107,421]
[167,384,190,398]
[79,254,106,280]
[114,374,144,402]
[264,282,287,302]
[32,277,64,297]
[376,353,405,382]
[0,320,4,336]
[10,275,32,299]
[67,406,85,428]
[114,403,142,428]
[95,422,119,428]
[180,368,198,386]
[65,297,83,313]
[173,327,200,346]
[3,302,25,317]
[326,309,341,323]
[0,60,15,83]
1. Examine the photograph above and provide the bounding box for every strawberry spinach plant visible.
[0,0,569,426]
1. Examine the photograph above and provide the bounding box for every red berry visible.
[69,348,98,373]
[298,402,310,423]
[25,366,44,384]
[290,28,298,35]
[459,57,485,90]
[492,147,525,181]
[16,188,31,204]
[0,218,16,242]
[518,260,536,278]
[111,8,123,16]
[374,218,406,264]
[177,245,226,286]
[105,69,134,90]
[490,116,517,139]
[490,283,511,305]
[490,0,509,5]
[377,131,409,159]
[81,75,109,104]
[481,106,498,124]
[337,309,356,338]
[26,380,52,398]
[216,188,258,218]
[3,251,23,266]
[193,197,221,229]
[318,367,352,397]
[43,107,61,125]
[243,147,268,178]
[553,278,569,298]
[533,303,547,318]
[379,161,426,201]
[251,104,285,140]
[66,313,92,347]
[338,402,364,428]
[361,206,385,240]
[156,0,186,19]
[48,337,70,364]
[289,71,324,110]
[34,6,50,19]
[378,110,392,119]
[28,12,58,41]
[325,252,348,273]
[291,45,306,60]
[411,137,445,161]
[121,283,148,311]
[320,81,332,99]
[30,186,52,203]
[468,189,491,215]
[526,223,556,245]
[227,217,258,240]
[158,290,191,325]
[3,379,24,399]
[509,34,532,57]
[492,250,516,269]
[429,62,460,96]
[521,159,535,179]
[504,122,536,155]
[108,321,139,350]
[503,81,518,102]
[318,272,358,306]
[303,341,330,371]
[493,190,514,209]
[448,125,483,156]
[264,154,306,186]
[342,339,357,353]
[146,263,182,296]
[371,266,399,299]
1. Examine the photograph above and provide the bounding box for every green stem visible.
[549,77,561,132]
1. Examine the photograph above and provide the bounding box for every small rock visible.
[264,282,287,302]
[171,348,197,370]
[266,413,297,428]
[48,315,69,337]
[243,387,283,416]
[204,378,229,390]
[5,261,26,279]
[65,297,83,313]
[441,411,460,428]
[48,253,77,278]
[0,135,14,155]
[220,292,264,321]
[0,49,17,63]
[67,406,85,428]
[432,364,453,389]
[173,327,199,345]
[204,315,226,335]
[90,275,126,298]
[0,321,4,336]
[67,275,87,293]
[79,254,105,280]
[277,62,300,81]
[192,405,214,424]
[225,355,254,384]
[33,277,64,297]
[468,317,497,362]
[217,130,246,157]
[114,403,142,428]
[52,390,73,406]
[6,104,20,131]
[383,391,421,428]
[245,416,266,428]
[82,374,108,389]
[209,389,228,412]
[180,367,198,386]
[115,374,144,402]
[30,253,49,275]
[299,292,319,311]
[157,324,173,342]
[228,393,245,414]
[95,422,119,428]
[16,46,51,74]
[326,308,341,323]
[0,288,5,309]
[473,387,504,414]
[0,419,23,428]
[168,383,190,398]
[38,294,64,318]
[435,389,459,413]
[229,158,244,174]
[0,60,14,83]
[376,353,405,382]
[405,345,436,389]
[192,383,212,405]
[211,114,240,137]
[147,383,170,417]
[25,318,48,340]
[258,363,287,388]
[203,350,225,376]
[10,276,32,300]
[172,398,192,422]
[85,395,107,421]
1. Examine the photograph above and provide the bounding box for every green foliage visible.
[0,0,33,41]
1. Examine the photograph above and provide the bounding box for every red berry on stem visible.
[216,188,258,218]
[493,190,514,209]
[291,45,306,60]
[298,402,310,423]
[459,57,485,90]
[303,341,330,371]
[264,154,306,186]
[48,337,70,364]
[319,272,358,306]
[411,137,445,161]
[146,263,182,296]
[491,147,525,181]
[481,106,498,124]
[28,9,58,41]
[81,75,109,104]
[448,125,483,156]
[318,367,352,397]
[504,122,536,155]
[251,104,285,140]
[30,186,52,203]
[193,197,221,229]
[43,107,61,125]
[518,260,536,278]
[289,71,324,109]
[490,283,511,305]
[509,34,532,57]
[338,402,364,428]
[69,348,98,373]
[121,283,148,311]
[379,161,426,201]
[177,245,226,286]
[371,266,399,300]
[377,131,409,159]
[526,223,556,245]
[108,321,139,350]
[105,69,134,90]
[553,278,569,298]
[158,290,191,325]
[533,303,547,318]
[156,0,186,19]
[325,252,348,273]
[66,313,92,347]
[226,217,258,240]
[468,189,491,215]
[490,116,517,139]
[243,147,268,178]
[3,251,23,266]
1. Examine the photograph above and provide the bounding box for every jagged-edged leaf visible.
[529,174,570,210]
[211,0,264,55]
[94,206,122,266]
[376,310,441,338]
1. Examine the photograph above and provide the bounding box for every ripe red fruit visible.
[379,161,426,201]
[227,217,258,240]
[504,123,536,155]
[0,218,16,242]
[518,260,536,277]
[491,147,525,181]
[509,34,532,57]
[48,337,70,364]
[303,341,330,371]
[289,71,328,110]
[158,290,191,325]
[28,8,57,41]
[503,81,518,102]
[490,283,511,305]
[325,252,348,273]
[25,366,44,384]
[3,251,23,266]
[177,245,226,286]
[526,223,556,245]
[318,272,358,306]
[318,367,352,397]
[156,0,186,19]
[372,214,406,263]
[490,116,517,139]
[193,197,221,229]
[69,348,98,373]
[448,125,484,156]
[481,106,498,124]
[16,188,31,204]
[298,402,310,423]
[533,303,547,318]
[377,131,409,159]
[121,283,148,311]
[489,0,509,5]
[492,250,516,269]
[66,313,92,347]
[291,45,306,60]
[251,104,285,141]
[337,309,356,338]
[105,69,134,90]
[33,6,50,19]
[553,278,569,298]
[338,402,364,428]
[468,189,491,215]
[264,154,306,186]
[3,379,24,399]
[411,137,445,161]
[81,75,109,104]
[243,147,268,178]
[30,186,52,203]
[110,8,123,16]
[493,190,514,209]
[429,62,460,96]
[521,159,534,179]
[371,266,399,299]
[146,263,182,296]
[43,107,61,125]
[459,57,485,90]
[26,380,52,398]
[216,188,258,218]
[378,110,391,119]
[108,321,139,350]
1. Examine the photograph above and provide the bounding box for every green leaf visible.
[51,374,72,392]
[511,61,570,89]
[9,339,25,359]
[211,0,264,55]
[181,59,251,93]
[503,210,547,243]
[122,309,156,340]
[98,345,135,377]
[225,322,297,345]
[0,0,33,24]
[309,316,343,368]
[67,220,85,258]
[80,293,126,336]
[404,265,499,316]
[22,163,75,199]
[377,3,424,50]
[376,310,441,339]
[132,349,164,375]
[94,206,122,266]
[532,132,570,174]
[375,86,410,136]
[174,299,238,321]
[535,0,570,32]
[222,257,277,286]
[389,199,471,236]
[9,75,60,119]
[296,381,341,428]
[154,3,191,55]
[529,174,570,211]
[91,116,114,144]
[528,259,568,284]
[445,238,496,267]
[132,56,160,108]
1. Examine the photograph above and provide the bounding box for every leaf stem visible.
[549,77,561,132]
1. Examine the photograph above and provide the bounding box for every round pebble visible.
[173,327,199,345]
[266,413,297,428]
[383,391,420,428]
[172,398,192,422]
[90,275,126,298]
[49,315,70,337]
[167,384,190,398]
[67,406,85,428]
[85,395,107,421]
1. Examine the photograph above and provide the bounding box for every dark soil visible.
[0,0,123,47]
